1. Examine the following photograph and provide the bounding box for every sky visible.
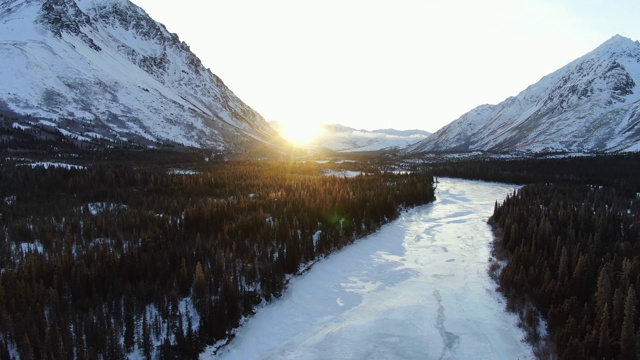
[130,0,640,133]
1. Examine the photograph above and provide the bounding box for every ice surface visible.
[203,178,533,360]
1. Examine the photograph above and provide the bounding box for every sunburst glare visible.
[274,120,323,146]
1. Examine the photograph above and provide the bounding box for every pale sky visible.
[130,0,639,133]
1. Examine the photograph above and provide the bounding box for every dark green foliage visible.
[491,183,640,359]
[0,160,434,358]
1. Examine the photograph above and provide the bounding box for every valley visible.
[2,152,640,359]
[1,1,640,359]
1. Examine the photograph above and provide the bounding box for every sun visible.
[274,120,323,146]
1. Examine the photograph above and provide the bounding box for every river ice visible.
[203,178,534,360]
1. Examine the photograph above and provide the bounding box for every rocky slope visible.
[408,35,640,154]
[0,0,279,151]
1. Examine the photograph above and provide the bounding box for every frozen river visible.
[204,178,534,360]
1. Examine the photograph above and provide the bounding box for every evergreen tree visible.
[20,333,34,360]
[621,285,637,359]
[141,311,152,360]
[598,303,611,358]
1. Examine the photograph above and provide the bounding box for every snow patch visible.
[11,122,31,130]
[19,241,44,254]
[21,161,85,170]
[324,169,365,178]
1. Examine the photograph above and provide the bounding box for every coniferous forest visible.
[491,182,640,359]
[0,160,435,359]
[3,151,640,359]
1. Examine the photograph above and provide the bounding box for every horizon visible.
[117,2,638,133]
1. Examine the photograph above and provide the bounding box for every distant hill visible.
[270,121,430,152]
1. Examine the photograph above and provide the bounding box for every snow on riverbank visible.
[202,178,532,360]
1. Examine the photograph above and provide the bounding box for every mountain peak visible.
[408,35,640,154]
[592,34,639,56]
[604,34,636,45]
[0,0,278,151]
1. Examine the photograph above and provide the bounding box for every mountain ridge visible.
[0,0,279,152]
[408,35,640,154]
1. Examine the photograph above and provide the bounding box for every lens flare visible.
[276,120,323,146]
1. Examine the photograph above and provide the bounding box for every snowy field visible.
[203,178,533,360]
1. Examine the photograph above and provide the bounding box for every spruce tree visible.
[620,285,637,358]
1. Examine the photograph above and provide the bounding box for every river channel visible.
[205,178,534,360]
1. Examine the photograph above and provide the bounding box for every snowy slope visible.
[0,0,278,150]
[408,35,640,154]
[270,121,430,152]
[205,179,534,360]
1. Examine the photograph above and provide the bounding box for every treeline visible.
[491,183,640,358]
[0,161,435,359]
[421,153,640,194]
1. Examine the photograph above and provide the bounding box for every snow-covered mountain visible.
[0,0,279,151]
[408,35,640,154]
[270,121,430,152]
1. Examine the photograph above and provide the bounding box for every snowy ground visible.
[203,178,533,360]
